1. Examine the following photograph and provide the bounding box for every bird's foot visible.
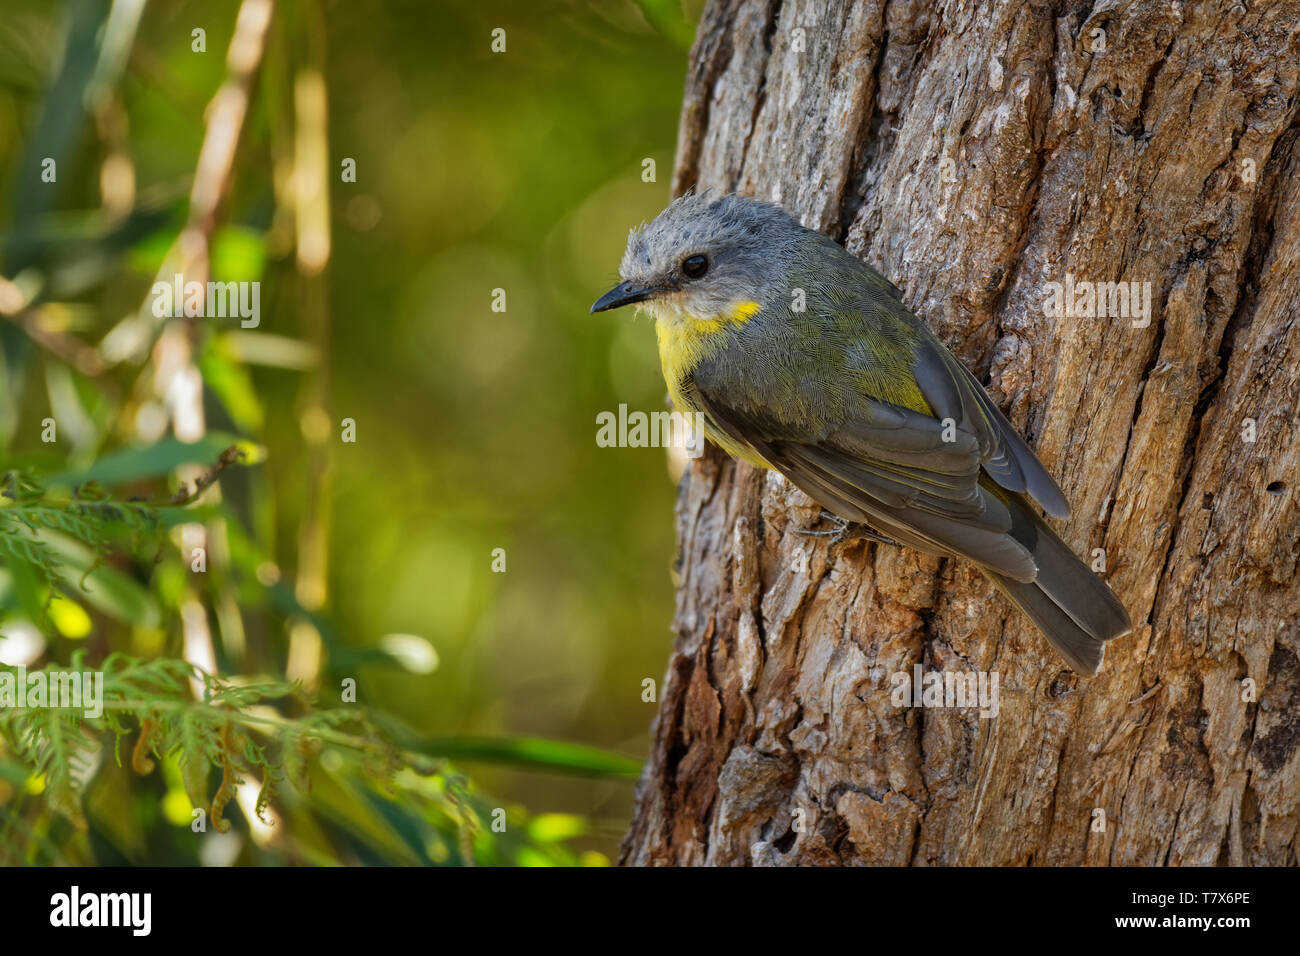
[795,511,899,547]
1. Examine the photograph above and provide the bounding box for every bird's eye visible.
[681,254,709,279]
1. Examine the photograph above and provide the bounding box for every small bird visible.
[592,191,1131,674]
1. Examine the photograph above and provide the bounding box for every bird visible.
[591,191,1131,675]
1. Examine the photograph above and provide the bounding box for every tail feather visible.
[991,501,1132,675]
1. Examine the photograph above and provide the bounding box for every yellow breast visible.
[654,301,772,469]
[654,300,758,408]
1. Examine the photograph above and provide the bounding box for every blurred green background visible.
[0,0,698,863]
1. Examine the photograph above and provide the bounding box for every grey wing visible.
[910,337,1071,520]
[684,376,1040,582]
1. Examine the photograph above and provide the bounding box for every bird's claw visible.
[795,511,899,548]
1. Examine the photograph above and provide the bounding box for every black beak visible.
[590,280,658,314]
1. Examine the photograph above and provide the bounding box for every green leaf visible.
[198,348,264,431]
[396,732,642,779]
[216,331,318,370]
[7,0,110,272]
[42,532,159,627]
[48,434,258,487]
[1,553,50,630]
[0,757,32,785]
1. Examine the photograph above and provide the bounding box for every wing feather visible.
[687,381,1036,581]
[912,340,1070,519]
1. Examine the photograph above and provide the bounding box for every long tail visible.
[988,501,1132,675]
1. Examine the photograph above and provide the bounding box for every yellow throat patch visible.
[654,300,761,402]
[652,300,769,467]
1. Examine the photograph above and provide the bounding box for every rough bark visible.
[622,0,1300,866]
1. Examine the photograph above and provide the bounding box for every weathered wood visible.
[625,0,1300,866]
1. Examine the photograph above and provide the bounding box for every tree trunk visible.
[621,0,1300,866]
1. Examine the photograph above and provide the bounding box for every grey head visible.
[591,192,813,322]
